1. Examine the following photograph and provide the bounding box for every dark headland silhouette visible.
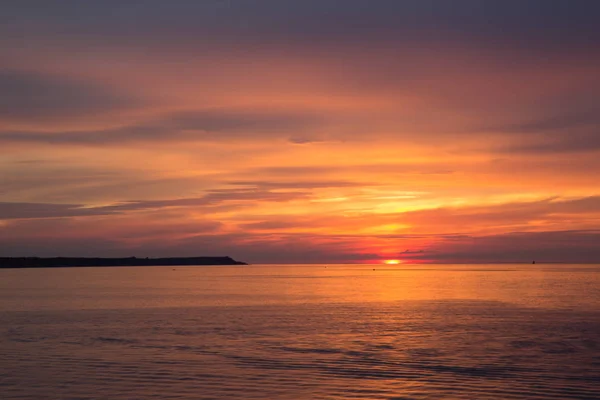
[0,256,247,268]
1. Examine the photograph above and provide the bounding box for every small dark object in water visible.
[532,261,536,264]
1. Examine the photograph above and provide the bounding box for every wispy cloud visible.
[0,70,139,123]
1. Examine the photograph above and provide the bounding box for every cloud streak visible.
[0,109,327,145]
[0,70,138,123]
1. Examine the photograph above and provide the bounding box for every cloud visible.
[0,202,113,220]
[480,101,600,154]
[502,133,600,154]
[416,230,600,264]
[100,189,312,213]
[237,221,299,231]
[0,216,227,257]
[0,166,125,198]
[0,70,137,122]
[487,110,600,134]
[288,136,330,145]
[396,196,600,235]
[0,109,325,145]
[245,164,455,179]
[0,187,312,220]
[166,110,324,133]
[224,180,367,190]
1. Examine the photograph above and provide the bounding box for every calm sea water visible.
[1,264,599,399]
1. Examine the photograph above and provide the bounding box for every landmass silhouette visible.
[0,256,247,268]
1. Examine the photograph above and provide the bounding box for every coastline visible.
[0,257,247,268]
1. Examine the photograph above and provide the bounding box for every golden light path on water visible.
[1,264,599,399]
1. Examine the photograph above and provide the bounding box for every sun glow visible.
[384,259,402,265]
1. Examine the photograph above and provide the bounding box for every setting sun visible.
[384,260,402,265]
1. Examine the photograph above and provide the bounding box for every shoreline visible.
[0,257,247,268]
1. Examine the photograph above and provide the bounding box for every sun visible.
[383,259,402,265]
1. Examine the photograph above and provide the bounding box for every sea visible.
[1,264,599,399]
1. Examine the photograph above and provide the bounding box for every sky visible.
[1,0,600,264]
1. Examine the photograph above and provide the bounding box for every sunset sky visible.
[1,1,600,263]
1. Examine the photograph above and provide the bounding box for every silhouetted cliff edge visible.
[0,257,247,268]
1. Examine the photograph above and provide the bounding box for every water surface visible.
[1,264,599,399]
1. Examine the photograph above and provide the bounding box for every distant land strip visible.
[0,257,247,268]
